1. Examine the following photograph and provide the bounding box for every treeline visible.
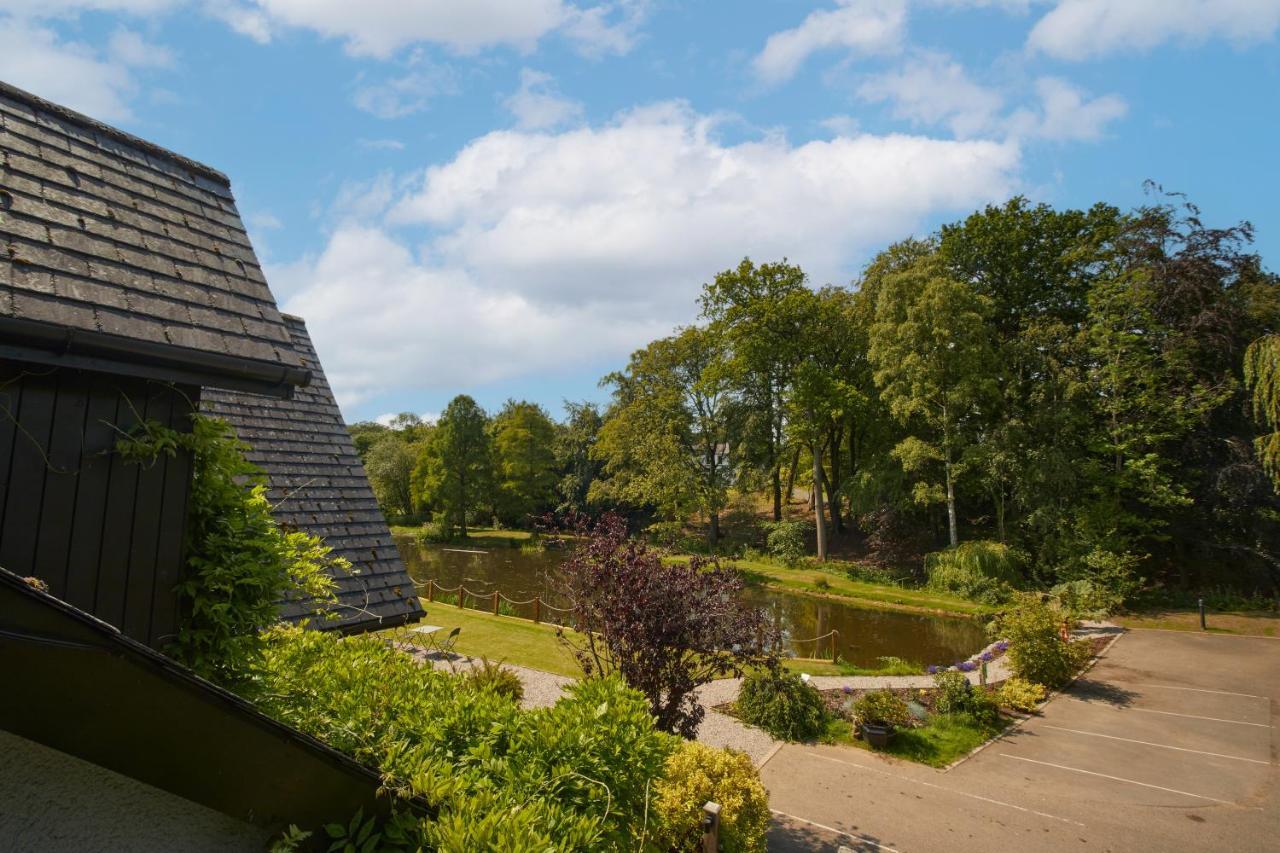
[354,189,1280,602]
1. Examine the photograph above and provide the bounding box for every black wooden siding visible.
[0,360,195,646]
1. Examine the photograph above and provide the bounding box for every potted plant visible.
[852,690,911,748]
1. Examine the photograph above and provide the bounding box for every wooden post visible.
[831,630,839,663]
[493,590,500,615]
[426,579,435,602]
[533,598,541,624]
[458,589,465,609]
[701,802,721,853]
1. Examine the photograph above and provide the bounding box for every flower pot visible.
[860,722,896,748]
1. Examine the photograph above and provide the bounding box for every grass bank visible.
[820,713,1009,768]
[667,555,989,617]
[1116,609,1278,638]
[389,525,536,549]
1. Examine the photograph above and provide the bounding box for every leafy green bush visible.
[996,677,1047,712]
[654,741,770,853]
[254,626,675,849]
[116,415,340,686]
[852,690,911,728]
[992,595,1089,687]
[764,521,808,566]
[932,671,973,715]
[418,512,457,543]
[964,690,1001,727]
[465,658,524,702]
[737,669,827,741]
[924,540,1023,605]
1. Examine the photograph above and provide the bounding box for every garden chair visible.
[432,626,462,659]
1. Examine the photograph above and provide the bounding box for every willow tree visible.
[1246,336,1280,487]
[869,253,996,547]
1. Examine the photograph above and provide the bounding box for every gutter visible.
[0,315,311,398]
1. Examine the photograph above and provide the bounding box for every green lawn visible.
[388,526,536,548]
[821,713,1009,767]
[390,604,582,677]
[1116,609,1278,638]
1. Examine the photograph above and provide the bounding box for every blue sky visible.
[4,1,1279,424]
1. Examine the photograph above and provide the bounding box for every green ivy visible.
[117,413,343,686]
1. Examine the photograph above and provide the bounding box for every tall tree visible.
[364,434,418,519]
[414,395,492,536]
[490,400,559,527]
[554,401,604,515]
[700,259,809,521]
[593,326,737,547]
[869,253,997,547]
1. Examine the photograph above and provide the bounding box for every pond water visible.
[393,537,987,668]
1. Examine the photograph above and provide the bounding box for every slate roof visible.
[202,315,424,632]
[0,80,307,397]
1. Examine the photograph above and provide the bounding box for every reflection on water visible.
[395,537,987,668]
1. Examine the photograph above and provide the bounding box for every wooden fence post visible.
[831,630,839,663]
[533,598,541,624]
[493,591,500,615]
[426,579,435,602]
[458,589,465,609]
[701,802,720,853]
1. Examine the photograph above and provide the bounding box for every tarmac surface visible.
[763,628,1280,852]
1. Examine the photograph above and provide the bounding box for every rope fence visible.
[416,578,574,625]
[787,628,840,663]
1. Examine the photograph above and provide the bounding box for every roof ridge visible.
[0,79,230,187]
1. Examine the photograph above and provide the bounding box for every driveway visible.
[763,629,1280,852]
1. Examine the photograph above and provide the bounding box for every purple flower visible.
[842,685,853,695]
[926,665,939,675]
[958,661,977,672]
[980,651,995,662]
[995,640,1010,652]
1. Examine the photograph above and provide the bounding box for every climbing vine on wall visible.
[116,413,346,686]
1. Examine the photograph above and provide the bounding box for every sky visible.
[3,1,1279,425]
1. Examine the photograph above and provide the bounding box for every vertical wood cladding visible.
[0,360,195,646]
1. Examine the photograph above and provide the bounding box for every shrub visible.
[964,690,1001,727]
[924,540,1023,605]
[555,513,777,737]
[996,677,1047,712]
[737,669,827,741]
[852,690,911,728]
[465,658,524,702]
[419,512,457,543]
[992,595,1086,687]
[814,575,831,590]
[764,520,808,566]
[1052,547,1143,614]
[254,626,675,849]
[932,671,973,715]
[653,741,770,853]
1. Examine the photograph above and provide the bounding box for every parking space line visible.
[997,754,1242,806]
[1066,698,1272,728]
[770,810,901,852]
[1138,684,1270,700]
[1040,725,1271,765]
[803,751,1085,827]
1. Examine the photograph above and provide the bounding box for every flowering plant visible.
[957,661,977,672]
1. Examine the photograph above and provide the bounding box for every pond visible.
[394,537,987,669]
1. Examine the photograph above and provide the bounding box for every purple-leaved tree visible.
[549,513,778,737]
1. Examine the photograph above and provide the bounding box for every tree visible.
[869,253,997,547]
[554,401,604,515]
[1246,335,1280,486]
[553,513,776,737]
[593,326,737,547]
[490,400,559,526]
[700,259,810,521]
[414,395,492,536]
[364,434,418,519]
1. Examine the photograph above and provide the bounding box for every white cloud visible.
[0,0,177,15]
[203,1,272,43]
[1009,77,1126,141]
[108,27,176,68]
[856,51,1004,138]
[248,211,283,230]
[0,18,138,120]
[226,0,634,58]
[1028,0,1280,60]
[283,102,1019,406]
[753,0,906,84]
[375,411,439,427]
[352,61,458,119]
[503,69,583,130]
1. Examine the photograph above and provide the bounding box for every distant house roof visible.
[0,566,409,834]
[0,80,308,397]
[202,315,424,632]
